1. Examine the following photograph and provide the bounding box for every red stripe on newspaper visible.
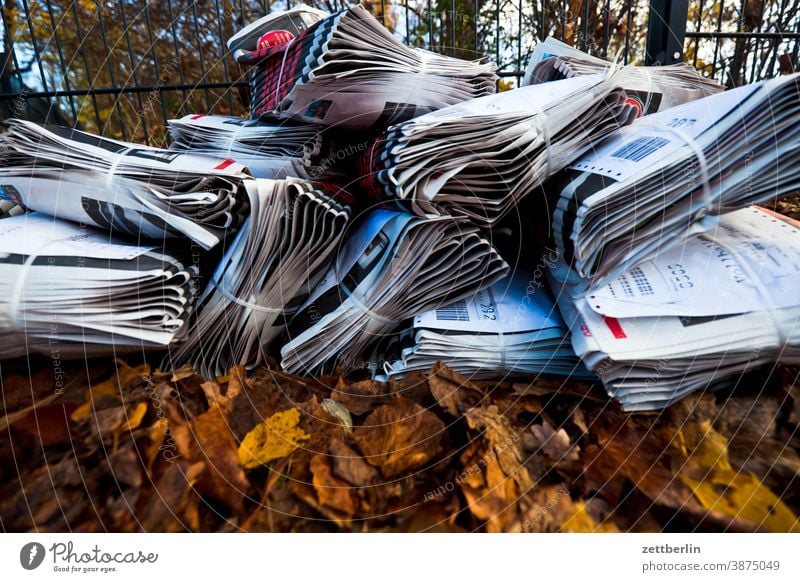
[214,159,235,170]
[602,316,627,339]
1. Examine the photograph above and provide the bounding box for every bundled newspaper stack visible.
[168,114,327,179]
[0,213,196,359]
[166,178,350,379]
[237,5,498,129]
[523,37,723,114]
[372,269,588,380]
[358,74,637,226]
[554,207,800,411]
[280,209,509,375]
[550,72,800,292]
[0,119,250,250]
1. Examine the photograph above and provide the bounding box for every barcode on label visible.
[610,136,670,162]
[629,266,654,296]
[435,300,470,322]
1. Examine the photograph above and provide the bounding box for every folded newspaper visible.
[0,119,251,250]
[357,74,637,226]
[280,209,509,375]
[0,213,196,359]
[168,114,327,179]
[554,206,800,411]
[550,72,800,292]
[371,269,589,380]
[238,5,498,129]
[523,36,723,114]
[166,178,350,379]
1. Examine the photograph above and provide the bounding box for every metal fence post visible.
[645,0,689,65]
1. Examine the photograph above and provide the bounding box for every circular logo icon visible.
[625,96,645,118]
[20,542,46,570]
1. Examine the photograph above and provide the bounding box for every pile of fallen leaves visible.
[2,358,799,532]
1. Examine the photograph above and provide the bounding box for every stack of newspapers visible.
[166,178,350,379]
[372,270,588,380]
[0,119,250,250]
[358,74,637,226]
[554,207,800,411]
[168,114,327,179]
[523,36,723,114]
[280,209,509,375]
[550,72,800,291]
[237,5,498,128]
[0,213,196,359]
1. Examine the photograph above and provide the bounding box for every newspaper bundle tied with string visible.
[549,72,800,294]
[370,269,591,381]
[0,119,250,250]
[280,209,509,375]
[166,178,351,379]
[523,36,723,115]
[234,5,498,129]
[554,207,800,411]
[168,114,330,180]
[356,74,638,226]
[0,213,196,359]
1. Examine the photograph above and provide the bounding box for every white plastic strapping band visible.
[631,121,714,221]
[339,281,396,325]
[211,278,288,315]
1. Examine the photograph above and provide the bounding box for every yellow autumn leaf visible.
[119,402,148,433]
[70,363,150,423]
[497,79,514,92]
[561,501,619,533]
[676,421,800,532]
[237,408,310,469]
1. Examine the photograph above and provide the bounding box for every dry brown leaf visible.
[464,405,532,490]
[514,484,575,532]
[460,455,519,532]
[186,405,252,511]
[353,398,445,478]
[0,393,59,431]
[310,454,357,523]
[529,420,579,463]
[329,438,379,486]
[330,377,387,416]
[428,362,484,416]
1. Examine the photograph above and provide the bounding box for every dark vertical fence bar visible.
[117,0,151,142]
[67,1,104,130]
[1,0,798,135]
[42,0,78,122]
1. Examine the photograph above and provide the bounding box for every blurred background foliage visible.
[0,1,797,143]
